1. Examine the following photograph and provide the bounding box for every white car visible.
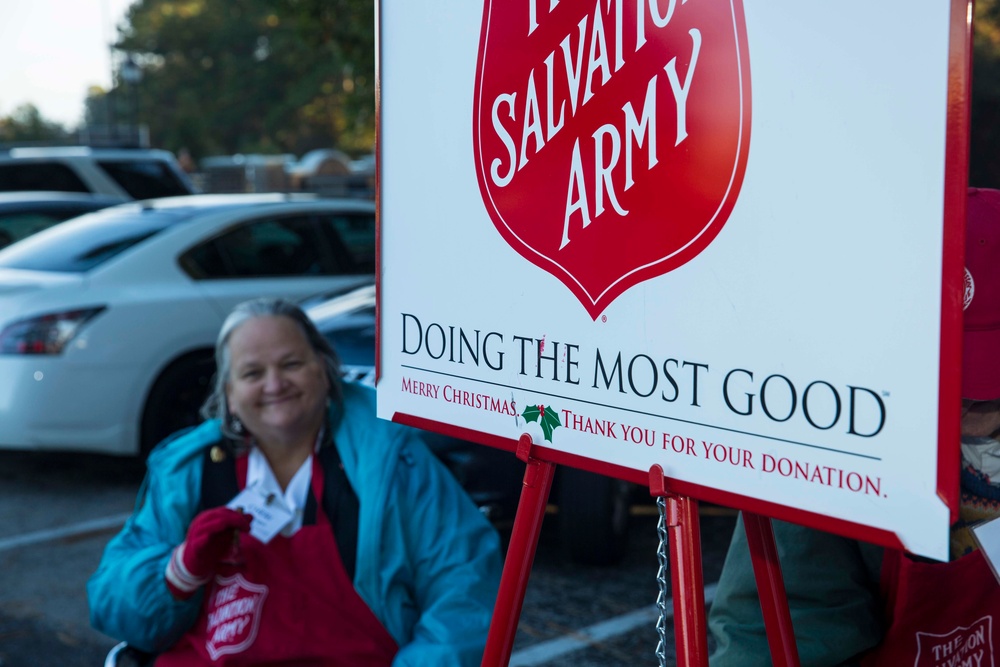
[0,193,375,456]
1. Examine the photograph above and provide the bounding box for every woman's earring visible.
[232,415,244,434]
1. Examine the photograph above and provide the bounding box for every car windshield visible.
[97,159,193,199]
[0,204,192,273]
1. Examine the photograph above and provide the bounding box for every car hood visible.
[0,268,85,295]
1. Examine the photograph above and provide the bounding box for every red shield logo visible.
[915,617,994,667]
[474,0,752,319]
[205,573,268,660]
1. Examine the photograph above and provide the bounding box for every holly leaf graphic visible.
[522,404,561,442]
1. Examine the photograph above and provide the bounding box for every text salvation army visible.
[473,0,752,318]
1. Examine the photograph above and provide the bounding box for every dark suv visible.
[0,147,196,200]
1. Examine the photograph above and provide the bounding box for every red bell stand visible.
[648,464,709,666]
[481,436,802,667]
[742,511,801,666]
[481,434,555,666]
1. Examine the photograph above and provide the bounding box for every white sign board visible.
[377,0,968,560]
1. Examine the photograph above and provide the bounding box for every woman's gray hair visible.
[200,297,343,439]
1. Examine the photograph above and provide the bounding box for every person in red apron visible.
[88,298,502,666]
[708,188,1000,667]
[157,453,398,666]
[856,187,1000,665]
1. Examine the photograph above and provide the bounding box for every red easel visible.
[481,435,802,667]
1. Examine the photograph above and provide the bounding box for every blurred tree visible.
[83,86,129,146]
[0,104,70,144]
[972,0,1000,188]
[104,0,999,184]
[83,86,111,128]
[112,0,374,161]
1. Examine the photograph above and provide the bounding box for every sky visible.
[0,0,134,128]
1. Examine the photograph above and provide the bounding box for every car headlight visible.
[0,306,106,355]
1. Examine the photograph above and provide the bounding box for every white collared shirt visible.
[245,446,314,537]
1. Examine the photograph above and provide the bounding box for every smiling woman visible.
[214,305,336,489]
[87,297,503,666]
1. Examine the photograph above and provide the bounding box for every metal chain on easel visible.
[655,495,669,667]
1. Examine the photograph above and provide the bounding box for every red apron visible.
[859,548,1000,666]
[157,454,398,666]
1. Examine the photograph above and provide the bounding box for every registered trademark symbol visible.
[601,315,607,323]
[882,391,890,398]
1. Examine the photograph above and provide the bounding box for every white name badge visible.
[226,485,294,544]
[972,517,1000,585]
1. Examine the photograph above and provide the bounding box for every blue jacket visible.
[88,381,502,666]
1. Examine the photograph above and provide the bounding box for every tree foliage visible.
[973,0,1000,187]
[101,0,1000,184]
[0,104,70,144]
[111,0,375,159]
[3,2,998,188]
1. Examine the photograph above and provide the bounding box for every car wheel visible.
[140,352,216,457]
[557,467,633,566]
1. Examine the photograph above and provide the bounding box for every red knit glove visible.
[165,507,252,599]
